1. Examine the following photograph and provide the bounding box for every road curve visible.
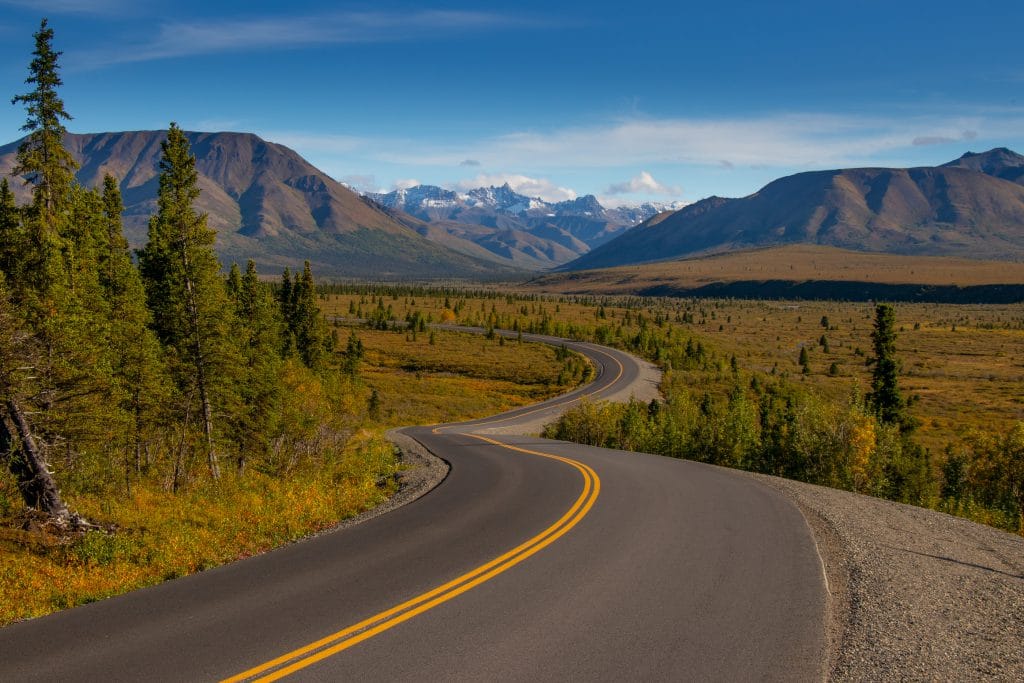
[0,336,826,681]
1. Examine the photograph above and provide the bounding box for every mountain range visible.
[4,130,1023,279]
[364,184,681,269]
[565,148,1024,270]
[0,131,523,279]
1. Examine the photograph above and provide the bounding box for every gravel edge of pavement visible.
[744,471,1024,682]
[325,429,451,535]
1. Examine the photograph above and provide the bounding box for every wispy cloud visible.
[76,10,536,67]
[605,171,681,196]
[912,130,978,146]
[349,112,1024,170]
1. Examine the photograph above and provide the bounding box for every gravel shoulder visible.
[747,471,1024,681]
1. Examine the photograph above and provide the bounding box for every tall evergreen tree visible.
[0,20,98,523]
[138,123,240,481]
[96,175,169,484]
[292,260,332,369]
[867,303,905,426]
[10,19,77,285]
[227,260,283,471]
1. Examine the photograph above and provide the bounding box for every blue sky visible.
[1,1,1022,206]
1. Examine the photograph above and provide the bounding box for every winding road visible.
[0,336,827,681]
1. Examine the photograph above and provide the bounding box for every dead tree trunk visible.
[1,397,71,524]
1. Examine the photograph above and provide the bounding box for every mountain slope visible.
[565,149,1024,270]
[0,131,517,279]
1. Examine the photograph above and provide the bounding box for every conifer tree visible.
[10,19,77,290]
[292,260,332,369]
[1,20,99,524]
[97,175,169,483]
[138,123,240,480]
[867,303,905,426]
[227,260,283,471]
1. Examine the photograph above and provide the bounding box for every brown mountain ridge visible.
[565,148,1024,271]
[0,130,519,279]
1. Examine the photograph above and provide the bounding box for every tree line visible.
[1,20,338,527]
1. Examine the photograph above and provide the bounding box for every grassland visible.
[528,245,1024,293]
[319,288,1023,453]
[0,324,575,626]
[644,299,1024,454]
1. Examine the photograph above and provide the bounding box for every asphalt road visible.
[0,337,826,682]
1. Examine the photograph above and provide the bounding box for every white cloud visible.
[394,178,421,190]
[605,171,681,196]
[360,112,1024,171]
[75,10,532,67]
[339,174,376,191]
[451,174,577,202]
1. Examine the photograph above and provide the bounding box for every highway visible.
[0,336,826,681]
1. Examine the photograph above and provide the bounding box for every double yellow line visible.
[222,436,601,682]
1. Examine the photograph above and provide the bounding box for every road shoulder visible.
[747,471,1024,681]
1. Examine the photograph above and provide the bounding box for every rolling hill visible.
[565,148,1024,271]
[0,131,519,279]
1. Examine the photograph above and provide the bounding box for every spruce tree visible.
[227,260,283,472]
[292,260,331,369]
[0,20,102,524]
[138,123,240,481]
[96,175,169,484]
[10,19,77,266]
[867,303,905,426]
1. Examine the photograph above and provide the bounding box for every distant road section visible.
[0,336,826,682]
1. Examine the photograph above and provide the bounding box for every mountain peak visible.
[942,147,1024,185]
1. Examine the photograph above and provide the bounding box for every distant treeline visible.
[637,280,1024,304]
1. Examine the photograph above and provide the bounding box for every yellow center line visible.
[222,437,601,683]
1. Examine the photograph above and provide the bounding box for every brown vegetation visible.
[530,245,1024,294]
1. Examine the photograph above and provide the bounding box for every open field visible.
[527,245,1024,295]
[321,289,1024,454]
[653,299,1024,454]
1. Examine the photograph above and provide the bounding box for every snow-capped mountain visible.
[363,183,684,268]
[367,183,677,225]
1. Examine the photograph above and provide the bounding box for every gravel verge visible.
[329,429,449,534]
[745,471,1024,681]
